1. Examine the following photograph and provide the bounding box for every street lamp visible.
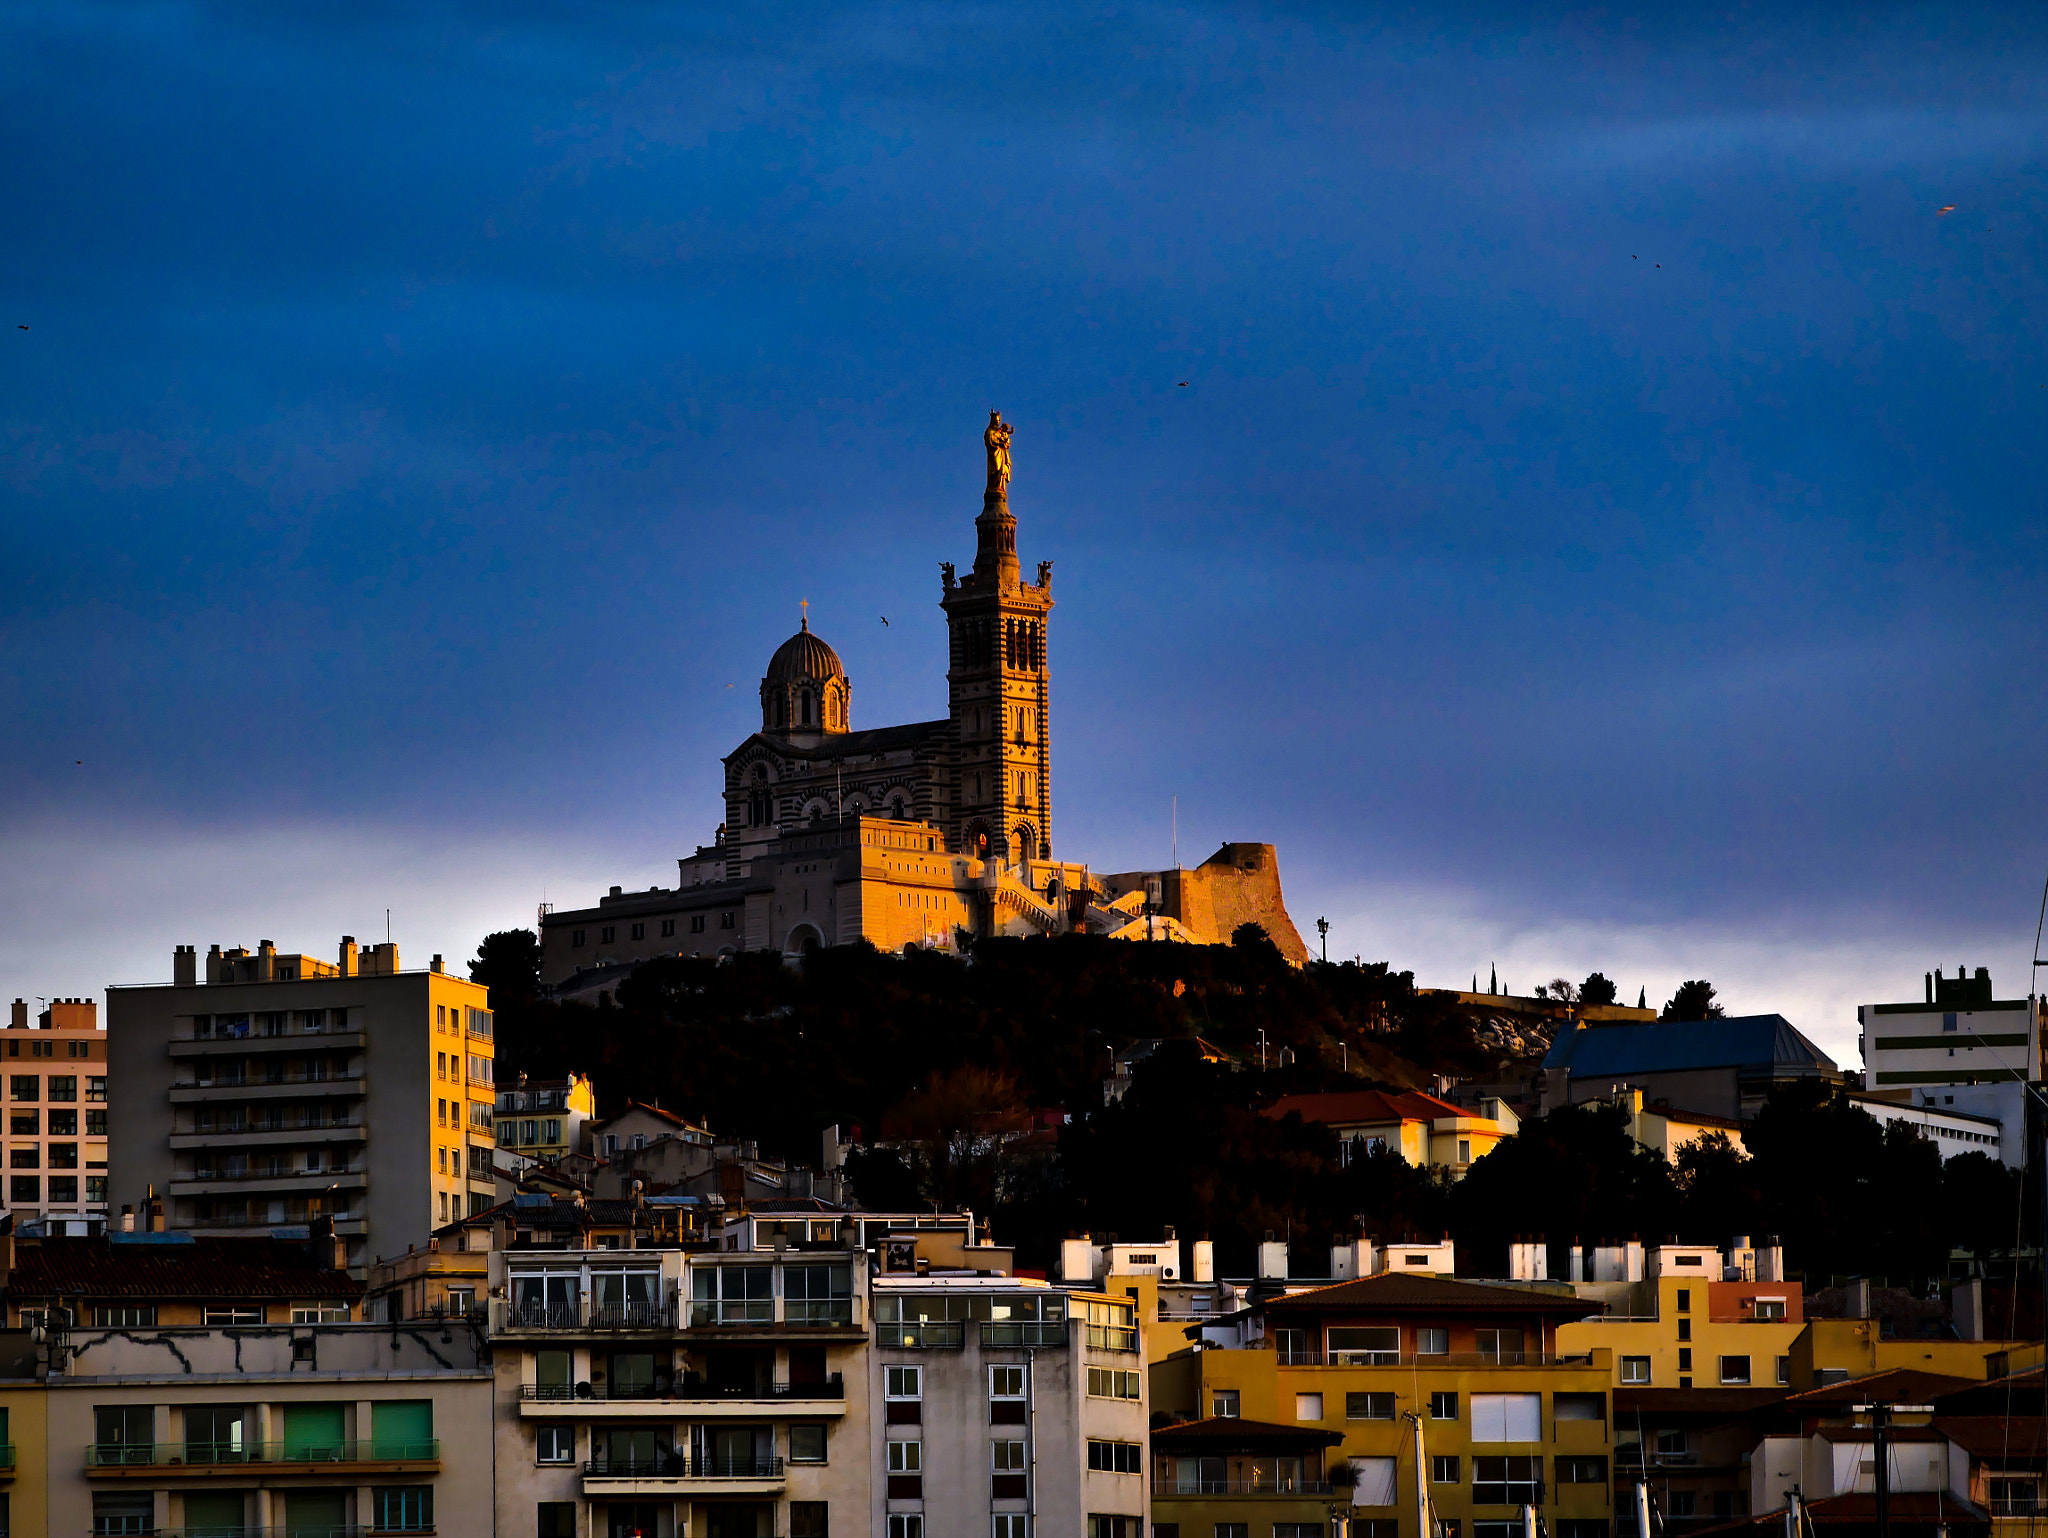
[1315,916,1329,962]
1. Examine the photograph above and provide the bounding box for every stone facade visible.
[538,423,1305,986]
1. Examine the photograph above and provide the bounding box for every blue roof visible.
[1542,1014,1838,1078]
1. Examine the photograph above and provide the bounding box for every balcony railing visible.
[504,1296,678,1331]
[590,1300,676,1330]
[1473,1483,1546,1506]
[1086,1323,1139,1352]
[1271,1350,1592,1368]
[985,1321,1067,1348]
[689,1301,773,1327]
[876,1322,964,1349]
[141,1528,377,1538]
[0,1445,13,1469]
[1153,1475,1336,1496]
[784,1299,855,1326]
[86,1439,439,1468]
[583,1454,785,1479]
[1990,1498,2046,1516]
[521,1375,845,1403]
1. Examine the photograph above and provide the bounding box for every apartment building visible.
[499,1073,597,1165]
[1057,1233,1243,1366]
[1262,1089,1517,1177]
[871,1270,1149,1538]
[3,998,110,1230]
[0,1225,361,1327]
[486,1195,872,1538]
[1554,1238,1805,1392]
[38,1322,490,1537]
[107,938,497,1273]
[1859,967,2043,1092]
[1151,1273,1613,1538]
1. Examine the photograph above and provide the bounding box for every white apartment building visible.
[107,938,497,1274]
[872,1273,1149,1538]
[1858,967,2041,1093]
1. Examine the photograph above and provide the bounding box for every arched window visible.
[800,691,815,726]
[773,693,786,727]
[749,786,772,827]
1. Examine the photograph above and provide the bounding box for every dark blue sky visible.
[4,2,2045,1057]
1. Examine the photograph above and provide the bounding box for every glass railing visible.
[1152,1475,1336,1495]
[522,1374,844,1402]
[689,1300,774,1326]
[784,1299,854,1326]
[86,1440,438,1468]
[875,1322,965,1349]
[583,1454,785,1479]
[986,1321,1068,1348]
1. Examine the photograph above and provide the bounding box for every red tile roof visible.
[1935,1415,2047,1460]
[1784,1368,1978,1409]
[6,1236,361,1302]
[1262,1089,1467,1126]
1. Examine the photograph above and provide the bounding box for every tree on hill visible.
[470,929,542,1011]
[1661,979,1725,1020]
[1578,972,1619,1007]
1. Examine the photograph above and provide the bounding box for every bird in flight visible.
[1937,205,1957,216]
[1177,381,1189,387]
[16,325,25,331]
[880,616,890,626]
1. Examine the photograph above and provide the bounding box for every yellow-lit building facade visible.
[1152,1274,1615,1538]
[1557,1249,1805,1393]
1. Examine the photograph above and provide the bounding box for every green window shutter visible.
[371,1399,434,1458]
[182,1491,248,1536]
[284,1489,348,1536]
[280,1402,346,1459]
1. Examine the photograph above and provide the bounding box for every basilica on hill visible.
[537,414,1308,991]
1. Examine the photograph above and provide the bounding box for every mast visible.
[1411,1412,1432,1538]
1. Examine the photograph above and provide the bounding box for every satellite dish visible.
[575,1381,594,1399]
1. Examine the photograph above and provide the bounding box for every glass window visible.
[94,1305,156,1327]
[1328,1326,1399,1365]
[1347,1392,1396,1419]
[538,1503,577,1538]
[1558,1456,1608,1484]
[1473,1455,1543,1504]
[1432,1455,1461,1483]
[1720,1356,1752,1385]
[888,1439,922,1473]
[8,1176,36,1202]
[1416,1326,1449,1355]
[49,1175,78,1203]
[888,1518,923,1538]
[1295,1392,1324,1422]
[536,1425,574,1463]
[48,1076,77,1101]
[374,1487,433,1532]
[1212,1389,1240,1417]
[790,1424,827,1463]
[93,1491,156,1535]
[1554,1393,1605,1421]
[993,1519,1031,1538]
[1471,1394,1541,1442]
[885,1366,923,1400]
[994,1439,1027,1471]
[1620,1357,1651,1384]
[1087,1440,1143,1473]
[1429,1392,1458,1420]
[203,1307,263,1325]
[8,1077,35,1102]
[990,1365,1026,1399]
[791,1504,830,1538]
[690,1264,772,1325]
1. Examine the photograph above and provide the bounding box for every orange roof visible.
[1263,1089,1470,1127]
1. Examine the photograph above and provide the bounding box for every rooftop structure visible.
[1540,1013,1842,1120]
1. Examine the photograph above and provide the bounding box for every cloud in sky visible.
[3,0,2046,1053]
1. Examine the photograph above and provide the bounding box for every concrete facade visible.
[1858,968,2042,1092]
[107,940,497,1273]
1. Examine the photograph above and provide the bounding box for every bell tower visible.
[942,412,1054,864]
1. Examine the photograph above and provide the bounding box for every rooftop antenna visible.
[1172,795,1178,871]
[386,909,392,945]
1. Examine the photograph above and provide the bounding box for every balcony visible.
[169,1122,364,1150]
[982,1321,1067,1348]
[169,1033,366,1058]
[686,1297,863,1332]
[0,1443,12,1478]
[1085,1323,1139,1352]
[170,1076,365,1104]
[875,1322,965,1349]
[518,1377,846,1418]
[1272,1350,1595,1368]
[140,1529,386,1538]
[582,1453,786,1495]
[1153,1476,1336,1496]
[496,1296,679,1333]
[169,1167,368,1197]
[86,1440,439,1476]
[1990,1498,2046,1517]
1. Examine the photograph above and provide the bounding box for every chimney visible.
[431,954,444,974]
[257,940,277,982]
[1569,1240,1585,1283]
[8,1000,24,1031]
[147,1187,165,1233]
[1059,1235,1098,1283]
[173,946,197,987]
[338,936,358,977]
[120,1204,135,1234]
[1257,1234,1290,1280]
[206,943,224,983]
[1624,1237,1645,1283]
[1191,1238,1215,1284]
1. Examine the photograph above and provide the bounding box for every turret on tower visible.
[759,604,849,744]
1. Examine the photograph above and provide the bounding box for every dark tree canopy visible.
[1661,979,1726,1020]
[1578,972,1619,1008]
[470,929,542,1012]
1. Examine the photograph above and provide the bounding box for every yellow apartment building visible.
[0,1368,49,1538]
[1263,1090,1515,1178]
[4,996,110,1230]
[1557,1243,1804,1392]
[1788,1317,2021,1389]
[1152,1274,1614,1538]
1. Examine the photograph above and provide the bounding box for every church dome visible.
[761,611,850,736]
[765,617,844,686]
